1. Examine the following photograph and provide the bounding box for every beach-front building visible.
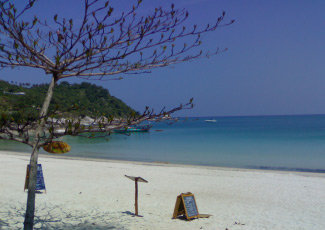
[3,91,26,95]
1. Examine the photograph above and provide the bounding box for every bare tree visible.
[0,0,234,229]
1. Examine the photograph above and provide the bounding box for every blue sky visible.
[1,0,325,117]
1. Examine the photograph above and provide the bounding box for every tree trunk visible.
[24,75,57,230]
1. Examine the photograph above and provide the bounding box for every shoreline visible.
[1,150,324,178]
[2,114,325,173]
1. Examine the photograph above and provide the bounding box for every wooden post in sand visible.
[135,177,138,215]
[125,175,148,217]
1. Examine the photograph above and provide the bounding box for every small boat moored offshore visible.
[205,119,217,123]
[116,124,151,133]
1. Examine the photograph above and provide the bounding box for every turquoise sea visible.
[1,115,325,173]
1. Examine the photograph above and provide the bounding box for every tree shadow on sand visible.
[32,207,127,230]
[33,221,119,230]
[0,219,10,229]
[1,202,127,230]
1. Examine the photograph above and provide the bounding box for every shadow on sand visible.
[122,211,143,218]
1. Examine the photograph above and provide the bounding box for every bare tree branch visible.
[0,1,233,229]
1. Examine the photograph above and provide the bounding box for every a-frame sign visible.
[172,192,199,220]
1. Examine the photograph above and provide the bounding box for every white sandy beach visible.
[0,150,325,230]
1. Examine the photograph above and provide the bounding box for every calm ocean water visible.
[1,115,325,172]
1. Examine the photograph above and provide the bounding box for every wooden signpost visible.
[24,164,46,193]
[125,175,148,217]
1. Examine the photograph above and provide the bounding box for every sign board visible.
[125,175,148,183]
[125,175,148,216]
[24,164,46,192]
[173,192,199,220]
[183,194,199,218]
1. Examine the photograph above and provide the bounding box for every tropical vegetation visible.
[0,80,136,119]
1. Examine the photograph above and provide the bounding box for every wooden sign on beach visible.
[24,164,46,193]
[172,192,199,220]
[172,192,212,220]
[125,175,148,217]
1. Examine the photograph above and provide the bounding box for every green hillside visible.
[0,80,136,119]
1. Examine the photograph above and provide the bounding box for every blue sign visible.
[35,164,46,191]
[25,164,46,192]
